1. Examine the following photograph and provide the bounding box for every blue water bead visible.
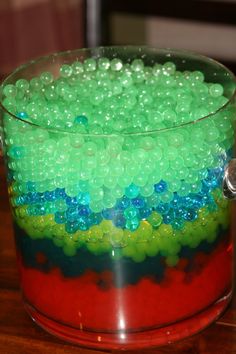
[131,197,145,208]
[66,207,79,222]
[183,209,198,221]
[156,202,170,214]
[74,115,88,125]
[88,213,103,226]
[126,217,140,231]
[55,188,66,199]
[78,192,90,205]
[116,196,131,210]
[102,208,117,220]
[66,196,78,206]
[139,207,152,219]
[78,205,90,216]
[113,212,126,228]
[45,191,57,201]
[154,180,167,193]
[55,211,66,224]
[125,183,140,199]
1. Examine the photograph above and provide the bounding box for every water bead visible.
[147,211,163,228]
[209,83,224,97]
[163,61,176,76]
[154,180,167,193]
[72,61,84,75]
[84,58,97,72]
[125,218,140,231]
[131,59,144,72]
[140,184,154,197]
[125,184,140,199]
[40,71,53,85]
[16,79,29,92]
[60,64,73,78]
[3,84,17,97]
[110,58,123,71]
[98,57,110,71]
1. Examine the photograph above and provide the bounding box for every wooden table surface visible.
[0,157,236,354]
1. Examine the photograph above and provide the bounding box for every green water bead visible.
[40,71,53,85]
[72,61,84,75]
[209,83,224,97]
[163,61,176,76]
[60,64,73,78]
[3,84,17,97]
[98,57,110,71]
[136,221,152,242]
[16,79,29,92]
[147,211,163,228]
[131,59,144,72]
[110,58,123,71]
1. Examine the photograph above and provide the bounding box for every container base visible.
[23,290,232,350]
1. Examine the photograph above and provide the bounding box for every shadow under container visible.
[0,47,236,350]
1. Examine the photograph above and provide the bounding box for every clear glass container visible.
[0,47,236,350]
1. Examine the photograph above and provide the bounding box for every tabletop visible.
[0,156,236,354]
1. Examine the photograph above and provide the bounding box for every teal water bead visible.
[131,59,144,72]
[60,64,73,78]
[3,84,17,97]
[110,58,123,71]
[40,71,53,85]
[84,58,97,72]
[209,83,224,97]
[98,57,110,71]
[125,184,140,198]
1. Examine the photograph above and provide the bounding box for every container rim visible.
[0,45,236,137]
